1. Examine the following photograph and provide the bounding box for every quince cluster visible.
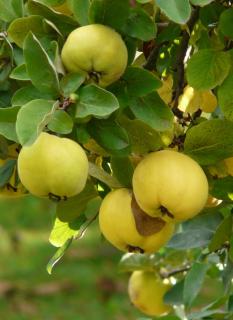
[1,22,231,318]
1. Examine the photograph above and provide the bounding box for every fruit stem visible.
[159,206,174,219]
[6,183,17,192]
[48,193,67,202]
[127,245,144,254]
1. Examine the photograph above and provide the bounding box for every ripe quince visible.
[132,150,209,222]
[61,24,128,87]
[128,271,171,317]
[99,188,174,253]
[18,132,88,199]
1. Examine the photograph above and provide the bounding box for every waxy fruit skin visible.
[18,132,89,198]
[133,150,209,222]
[99,188,174,253]
[128,271,171,317]
[61,24,128,87]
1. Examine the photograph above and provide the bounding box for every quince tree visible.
[0,0,233,318]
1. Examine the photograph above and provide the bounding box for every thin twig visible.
[160,265,191,279]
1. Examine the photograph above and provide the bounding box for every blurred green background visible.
[0,196,139,320]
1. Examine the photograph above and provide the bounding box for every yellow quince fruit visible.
[18,132,88,199]
[157,75,173,104]
[199,90,217,113]
[128,271,172,317]
[132,149,209,222]
[99,188,174,253]
[61,24,128,87]
[179,85,217,114]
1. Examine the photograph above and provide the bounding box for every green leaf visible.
[218,73,233,121]
[88,162,122,188]
[89,0,130,31]
[56,181,98,222]
[50,196,101,247]
[0,138,8,160]
[184,119,233,165]
[24,32,60,97]
[87,119,130,156]
[118,253,157,273]
[111,156,134,188]
[37,0,65,5]
[28,0,77,36]
[155,317,181,320]
[222,258,233,292]
[182,211,223,233]
[186,49,230,90]
[228,295,233,312]
[209,215,232,252]
[119,117,162,154]
[68,0,90,26]
[16,99,57,145]
[229,236,233,263]
[114,67,161,98]
[190,0,214,5]
[47,238,72,274]
[211,176,233,201]
[10,64,29,81]
[0,0,22,22]
[0,159,16,188]
[10,0,24,17]
[200,2,224,28]
[130,92,174,132]
[188,309,226,320]
[12,85,53,107]
[8,15,52,48]
[219,8,233,40]
[167,229,213,250]
[60,73,85,96]
[164,280,184,305]
[156,0,191,24]
[183,262,209,307]
[49,215,87,247]
[0,106,20,142]
[123,7,156,41]
[75,85,119,119]
[47,110,73,134]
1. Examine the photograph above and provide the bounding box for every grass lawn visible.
[0,196,141,320]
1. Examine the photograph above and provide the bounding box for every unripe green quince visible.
[128,271,171,317]
[61,24,128,87]
[133,150,209,222]
[18,132,88,199]
[99,188,174,253]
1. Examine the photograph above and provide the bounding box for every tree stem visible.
[172,7,200,118]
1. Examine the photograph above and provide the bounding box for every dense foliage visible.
[1,0,233,319]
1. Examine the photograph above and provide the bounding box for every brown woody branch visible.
[143,42,163,71]
[172,7,200,118]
